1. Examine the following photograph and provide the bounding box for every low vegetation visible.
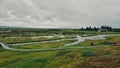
[10,40,75,49]
[0,35,75,44]
[74,36,120,47]
[0,30,120,68]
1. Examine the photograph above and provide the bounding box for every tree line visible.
[81,25,113,32]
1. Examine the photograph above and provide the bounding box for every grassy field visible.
[0,35,75,44]
[0,32,120,68]
[0,48,57,68]
[73,36,120,46]
[10,40,76,49]
[0,45,120,68]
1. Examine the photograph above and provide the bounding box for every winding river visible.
[64,34,120,46]
[0,34,120,51]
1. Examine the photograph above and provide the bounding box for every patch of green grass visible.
[74,36,120,47]
[105,36,120,43]
[0,48,57,68]
[10,40,75,49]
[55,50,70,57]
[76,39,105,46]
[0,35,75,44]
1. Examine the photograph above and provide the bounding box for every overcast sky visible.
[0,0,120,28]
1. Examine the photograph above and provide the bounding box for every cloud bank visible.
[0,0,120,28]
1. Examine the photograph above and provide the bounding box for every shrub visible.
[55,50,70,57]
[82,50,96,57]
[33,58,47,62]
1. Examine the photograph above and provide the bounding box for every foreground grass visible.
[0,48,57,68]
[1,46,120,68]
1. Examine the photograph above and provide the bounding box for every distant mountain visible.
[0,26,24,28]
[0,25,58,29]
[0,26,11,28]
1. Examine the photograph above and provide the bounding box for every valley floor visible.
[0,33,120,68]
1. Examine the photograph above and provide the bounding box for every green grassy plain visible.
[1,45,120,68]
[73,36,120,47]
[10,40,75,49]
[0,32,120,68]
[0,35,75,44]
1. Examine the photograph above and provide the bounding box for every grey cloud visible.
[0,0,120,28]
